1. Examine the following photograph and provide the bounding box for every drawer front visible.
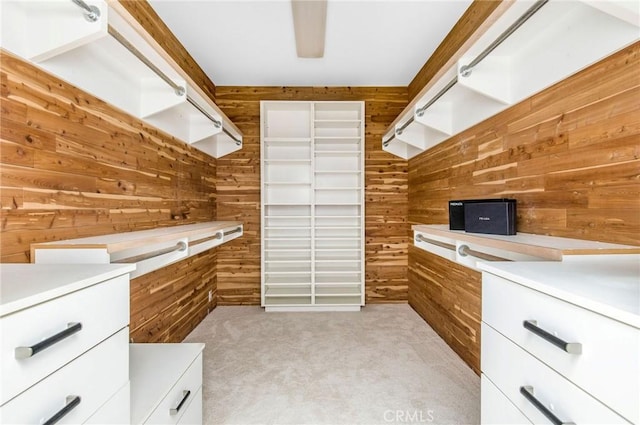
[481,323,628,425]
[481,375,531,425]
[145,353,203,425]
[0,274,129,404]
[176,387,202,425]
[482,272,639,423]
[85,382,130,424]
[0,328,128,425]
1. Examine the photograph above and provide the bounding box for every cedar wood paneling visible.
[408,43,640,373]
[214,87,410,305]
[0,50,218,342]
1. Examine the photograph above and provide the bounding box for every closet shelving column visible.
[261,101,365,311]
[261,102,314,308]
[313,102,365,309]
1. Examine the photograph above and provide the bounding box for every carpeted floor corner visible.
[184,304,480,425]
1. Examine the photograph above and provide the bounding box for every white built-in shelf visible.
[265,287,312,297]
[315,275,362,284]
[263,137,312,143]
[261,101,365,311]
[383,0,640,159]
[32,221,243,279]
[264,203,313,206]
[413,223,640,271]
[314,170,362,174]
[314,120,362,128]
[316,225,361,229]
[264,182,312,185]
[314,150,361,156]
[264,226,311,230]
[315,203,361,206]
[0,1,242,159]
[264,159,312,163]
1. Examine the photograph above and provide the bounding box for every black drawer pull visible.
[520,386,574,425]
[43,395,81,425]
[15,322,83,359]
[523,320,582,354]
[170,390,191,415]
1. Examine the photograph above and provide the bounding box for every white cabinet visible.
[383,0,640,159]
[0,0,242,158]
[130,343,204,425]
[480,256,640,425]
[260,101,365,311]
[0,264,134,424]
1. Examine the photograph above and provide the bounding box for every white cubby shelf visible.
[0,0,242,158]
[383,0,640,159]
[261,101,365,312]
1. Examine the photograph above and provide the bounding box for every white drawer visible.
[0,328,128,425]
[177,387,202,425]
[145,352,203,425]
[85,382,130,424]
[481,375,531,425]
[482,272,639,423]
[0,274,129,404]
[482,323,628,424]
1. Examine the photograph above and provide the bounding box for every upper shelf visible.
[0,0,242,158]
[31,221,243,278]
[383,0,640,159]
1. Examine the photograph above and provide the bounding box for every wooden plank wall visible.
[0,51,218,342]
[408,43,640,373]
[408,247,481,374]
[214,87,410,305]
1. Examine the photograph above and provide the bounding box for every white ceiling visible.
[147,0,473,87]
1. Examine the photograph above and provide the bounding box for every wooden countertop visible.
[412,224,640,261]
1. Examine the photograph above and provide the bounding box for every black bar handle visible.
[520,386,574,425]
[43,395,81,425]
[523,320,582,354]
[170,390,191,415]
[15,322,83,359]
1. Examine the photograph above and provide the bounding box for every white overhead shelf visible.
[383,0,640,159]
[0,0,243,158]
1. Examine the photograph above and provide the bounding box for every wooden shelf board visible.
[31,221,242,254]
[412,224,640,260]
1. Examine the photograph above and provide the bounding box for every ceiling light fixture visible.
[291,0,327,58]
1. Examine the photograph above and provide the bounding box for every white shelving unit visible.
[0,0,242,158]
[261,101,365,312]
[383,0,640,159]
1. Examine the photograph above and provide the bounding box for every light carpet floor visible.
[183,304,480,425]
